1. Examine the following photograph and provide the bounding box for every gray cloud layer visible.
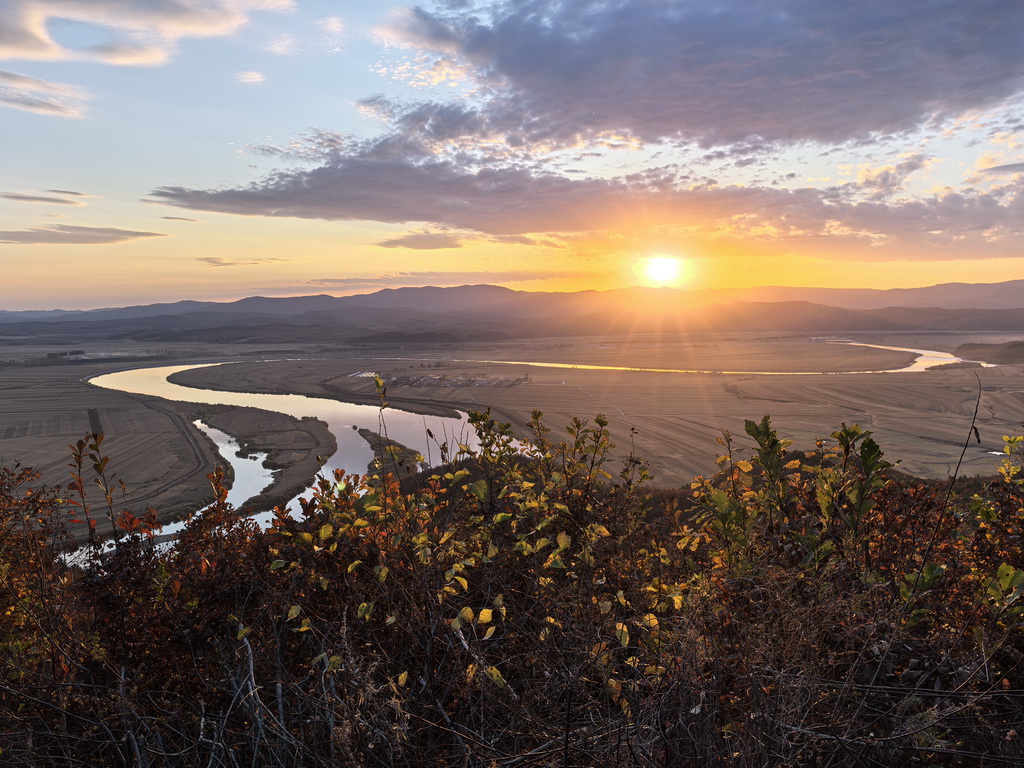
[396,0,1024,147]
[150,0,1024,260]
[0,224,166,245]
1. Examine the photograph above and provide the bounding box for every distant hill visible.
[713,280,1024,310]
[5,281,1024,343]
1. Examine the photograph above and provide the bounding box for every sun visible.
[640,256,689,287]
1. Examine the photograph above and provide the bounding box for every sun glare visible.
[641,256,689,287]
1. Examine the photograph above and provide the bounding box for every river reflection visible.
[90,362,478,515]
[454,340,993,376]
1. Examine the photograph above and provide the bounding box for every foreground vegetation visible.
[2,407,1024,766]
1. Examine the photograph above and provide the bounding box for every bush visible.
[0,414,1023,766]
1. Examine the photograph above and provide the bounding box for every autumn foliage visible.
[1,413,1023,766]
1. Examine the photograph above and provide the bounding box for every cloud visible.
[0,224,166,245]
[46,189,90,197]
[0,69,87,116]
[162,215,201,222]
[149,156,650,235]
[376,232,465,249]
[237,71,266,84]
[149,142,1024,258]
[267,34,295,55]
[981,163,1024,175]
[854,154,933,200]
[1,191,85,205]
[145,0,1024,265]
[298,270,594,291]
[0,1,294,66]
[197,256,289,267]
[387,0,1024,147]
[319,17,344,36]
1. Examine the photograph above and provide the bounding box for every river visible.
[88,341,993,522]
[89,363,480,523]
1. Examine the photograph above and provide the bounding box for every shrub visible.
[0,415,1022,766]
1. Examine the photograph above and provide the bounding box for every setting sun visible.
[641,256,689,287]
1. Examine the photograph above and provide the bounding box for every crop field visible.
[0,364,221,529]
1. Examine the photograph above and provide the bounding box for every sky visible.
[2,0,1024,310]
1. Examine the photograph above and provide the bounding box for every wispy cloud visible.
[197,256,290,267]
[237,71,266,85]
[0,70,87,116]
[298,270,595,291]
[0,224,166,245]
[162,216,201,222]
[1,191,85,205]
[267,34,296,55]
[981,163,1024,175]
[376,232,465,249]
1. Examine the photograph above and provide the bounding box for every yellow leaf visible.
[483,626,496,640]
[556,531,571,550]
[398,671,409,687]
[614,622,630,647]
[478,608,493,624]
[484,666,506,687]
[460,606,474,622]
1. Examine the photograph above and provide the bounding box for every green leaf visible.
[469,479,488,502]
[357,601,374,620]
[270,559,287,571]
[236,626,251,641]
[287,605,301,621]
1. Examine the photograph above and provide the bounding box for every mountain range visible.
[5,280,1024,344]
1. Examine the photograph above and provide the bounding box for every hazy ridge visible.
[6,281,1024,345]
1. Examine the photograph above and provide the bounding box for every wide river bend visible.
[89,341,993,527]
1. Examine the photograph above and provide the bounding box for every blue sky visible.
[2,0,1024,310]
